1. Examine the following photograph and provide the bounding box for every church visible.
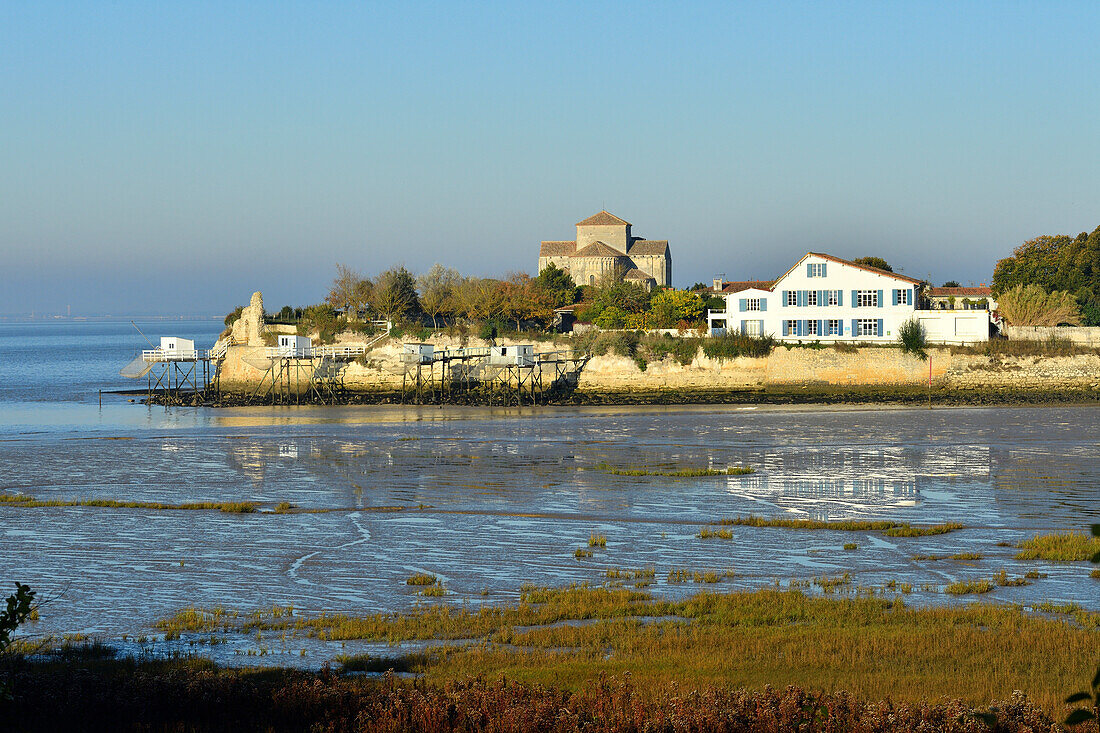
[538,211,672,289]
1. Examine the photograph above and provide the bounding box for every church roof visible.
[622,268,656,282]
[576,210,631,227]
[574,241,629,258]
[628,239,669,255]
[539,241,576,256]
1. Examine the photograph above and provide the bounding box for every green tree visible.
[534,263,578,308]
[594,305,628,329]
[368,266,420,322]
[992,227,1100,325]
[1,582,35,699]
[942,280,960,288]
[325,263,370,319]
[649,290,704,328]
[852,256,893,273]
[417,264,460,328]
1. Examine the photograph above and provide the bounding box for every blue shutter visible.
[759,299,767,312]
[877,318,884,336]
[798,320,805,337]
[851,290,858,307]
[851,318,858,336]
[782,290,788,307]
[782,320,789,337]
[821,263,827,277]
[807,263,813,277]
[739,298,747,312]
[891,289,898,306]
[837,290,843,307]
[877,289,884,308]
[740,320,747,335]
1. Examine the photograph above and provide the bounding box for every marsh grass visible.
[0,494,258,513]
[944,580,994,595]
[588,534,607,548]
[698,527,733,540]
[1091,568,1100,579]
[596,463,754,477]
[574,548,593,559]
[720,515,964,536]
[994,569,1031,587]
[406,573,438,586]
[843,543,858,550]
[1015,531,1100,561]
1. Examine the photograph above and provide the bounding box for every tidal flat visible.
[2,404,1099,719]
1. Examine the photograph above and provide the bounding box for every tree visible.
[897,318,928,360]
[649,290,704,328]
[500,273,556,330]
[996,284,1081,326]
[534,263,578,308]
[418,264,460,328]
[942,280,960,288]
[1,582,35,699]
[326,264,370,319]
[852,256,893,273]
[992,227,1100,325]
[368,266,420,322]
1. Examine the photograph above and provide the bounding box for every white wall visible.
[917,311,991,345]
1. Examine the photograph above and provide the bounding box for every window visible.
[856,290,878,308]
[857,319,879,336]
[828,290,838,306]
[806,320,819,336]
[746,298,760,311]
[807,291,818,306]
[785,319,798,335]
[744,320,763,336]
[895,289,912,306]
[787,291,797,306]
[808,263,825,278]
[828,319,840,336]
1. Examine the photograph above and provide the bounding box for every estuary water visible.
[1,320,1098,664]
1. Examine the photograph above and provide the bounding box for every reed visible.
[588,534,607,548]
[1015,531,1100,561]
[944,579,994,595]
[406,573,438,586]
[843,543,858,550]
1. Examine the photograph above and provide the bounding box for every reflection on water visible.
[1,404,1098,664]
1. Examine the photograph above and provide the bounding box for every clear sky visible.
[2,1,1098,316]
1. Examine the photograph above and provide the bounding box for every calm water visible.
[1,321,1097,665]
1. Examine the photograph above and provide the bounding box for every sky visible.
[2,1,1099,316]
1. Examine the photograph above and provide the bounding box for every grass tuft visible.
[588,534,607,548]
[945,580,994,595]
[1014,531,1100,561]
[406,573,438,586]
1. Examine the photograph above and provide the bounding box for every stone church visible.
[538,211,672,289]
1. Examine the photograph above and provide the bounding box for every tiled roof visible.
[539,241,576,256]
[622,267,656,281]
[576,210,631,227]
[928,287,992,297]
[628,239,669,255]
[794,253,923,285]
[720,280,774,294]
[574,241,628,258]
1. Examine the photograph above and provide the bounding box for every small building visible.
[159,337,195,355]
[275,335,312,358]
[488,345,535,367]
[402,343,435,364]
[926,286,996,311]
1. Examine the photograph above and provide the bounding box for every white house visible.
[274,334,312,357]
[707,253,991,344]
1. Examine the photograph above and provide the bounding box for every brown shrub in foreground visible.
[2,660,1086,733]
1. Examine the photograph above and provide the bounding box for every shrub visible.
[701,333,775,360]
[897,318,927,359]
[997,284,1081,326]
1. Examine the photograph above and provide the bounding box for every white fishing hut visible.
[488,345,534,367]
[275,334,312,358]
[159,337,196,358]
[402,343,435,364]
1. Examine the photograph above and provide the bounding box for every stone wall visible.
[215,336,1100,395]
[1004,326,1100,347]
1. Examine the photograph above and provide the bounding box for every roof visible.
[574,241,629,258]
[539,241,576,256]
[628,239,669,256]
[928,287,992,297]
[576,210,631,227]
[719,280,774,294]
[773,252,923,286]
[622,267,656,282]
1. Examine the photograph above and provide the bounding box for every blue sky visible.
[2,1,1098,316]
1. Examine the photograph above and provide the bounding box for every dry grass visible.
[719,515,965,536]
[944,579,994,595]
[1016,531,1100,561]
[588,534,607,548]
[595,463,754,477]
